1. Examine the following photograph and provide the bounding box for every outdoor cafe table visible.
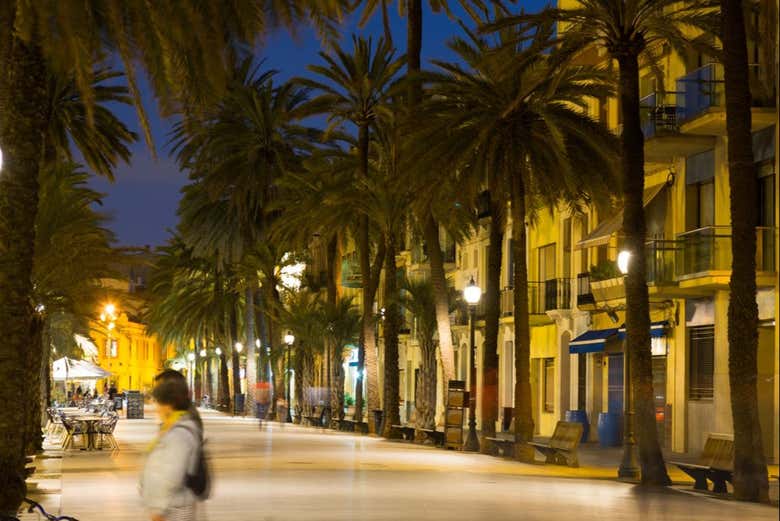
[65,414,106,450]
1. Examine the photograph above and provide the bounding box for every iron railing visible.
[501,278,573,316]
[675,226,776,277]
[640,91,682,137]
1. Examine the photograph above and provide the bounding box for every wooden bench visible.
[391,424,416,441]
[338,419,369,434]
[528,421,583,467]
[670,434,734,493]
[420,428,445,447]
[485,434,516,458]
[303,406,327,428]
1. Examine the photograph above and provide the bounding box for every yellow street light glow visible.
[463,276,482,305]
[234,342,243,353]
[284,331,295,345]
[200,349,207,357]
[215,347,222,356]
[618,250,631,275]
[187,352,196,362]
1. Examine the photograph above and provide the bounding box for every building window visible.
[543,358,555,413]
[685,149,715,230]
[689,325,714,400]
[108,339,118,358]
[538,243,556,282]
[563,218,572,278]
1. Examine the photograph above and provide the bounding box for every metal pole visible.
[285,343,293,423]
[618,343,639,479]
[464,305,480,451]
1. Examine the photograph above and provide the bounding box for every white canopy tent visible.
[53,357,111,382]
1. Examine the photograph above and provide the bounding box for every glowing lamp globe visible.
[617,250,631,275]
[463,277,482,305]
[284,331,295,345]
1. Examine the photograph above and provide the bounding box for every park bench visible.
[485,433,516,458]
[419,428,445,447]
[337,418,369,434]
[670,434,734,493]
[528,421,583,467]
[303,405,327,427]
[390,424,416,441]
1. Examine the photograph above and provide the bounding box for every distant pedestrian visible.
[140,370,209,521]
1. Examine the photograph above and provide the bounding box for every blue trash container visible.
[564,410,589,443]
[597,412,622,447]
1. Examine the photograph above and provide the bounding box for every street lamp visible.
[284,331,294,423]
[615,250,640,480]
[234,342,243,353]
[463,276,482,452]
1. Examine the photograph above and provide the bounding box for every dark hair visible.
[152,370,190,411]
[154,368,187,383]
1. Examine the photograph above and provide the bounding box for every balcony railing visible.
[501,279,572,316]
[577,272,595,307]
[675,226,776,278]
[676,63,773,122]
[640,91,682,137]
[646,239,680,285]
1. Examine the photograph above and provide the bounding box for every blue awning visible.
[569,327,620,354]
[617,321,669,340]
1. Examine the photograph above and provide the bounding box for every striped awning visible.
[617,321,669,340]
[569,327,620,354]
[570,321,669,354]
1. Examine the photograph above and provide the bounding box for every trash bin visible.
[597,412,622,447]
[372,409,384,433]
[233,393,245,415]
[565,410,590,443]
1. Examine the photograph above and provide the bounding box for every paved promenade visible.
[30,409,779,520]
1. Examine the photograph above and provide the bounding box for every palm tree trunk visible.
[510,175,534,462]
[218,351,230,412]
[721,0,769,501]
[415,340,437,434]
[481,199,503,444]
[25,315,45,455]
[423,219,456,378]
[244,283,258,416]
[617,52,670,486]
[206,355,214,405]
[327,235,344,420]
[0,30,48,514]
[382,233,402,438]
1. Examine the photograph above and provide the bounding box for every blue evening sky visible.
[91,1,548,247]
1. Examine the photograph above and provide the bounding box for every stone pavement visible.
[35,408,779,520]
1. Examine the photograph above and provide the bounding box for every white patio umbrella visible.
[52,357,111,382]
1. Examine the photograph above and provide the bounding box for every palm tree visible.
[400,278,439,433]
[720,0,770,502]
[296,35,404,429]
[357,0,461,398]
[0,4,348,509]
[320,297,362,421]
[414,22,617,458]
[27,163,118,453]
[486,1,715,483]
[171,60,318,414]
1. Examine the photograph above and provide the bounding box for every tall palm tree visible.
[28,163,118,453]
[320,297,362,421]
[414,22,617,458]
[721,0,770,502]
[357,0,461,399]
[400,278,439,433]
[171,60,318,414]
[487,1,715,483]
[0,4,347,509]
[296,35,404,429]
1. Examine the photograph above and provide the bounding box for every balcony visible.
[577,272,595,309]
[676,63,776,135]
[675,226,777,287]
[640,91,716,163]
[500,279,573,317]
[646,239,679,286]
[640,92,681,138]
[340,253,362,288]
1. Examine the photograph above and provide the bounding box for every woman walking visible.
[140,371,203,521]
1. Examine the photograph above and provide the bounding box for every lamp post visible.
[284,331,294,423]
[463,276,482,452]
[616,250,640,480]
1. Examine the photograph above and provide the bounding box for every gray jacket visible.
[140,415,200,517]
